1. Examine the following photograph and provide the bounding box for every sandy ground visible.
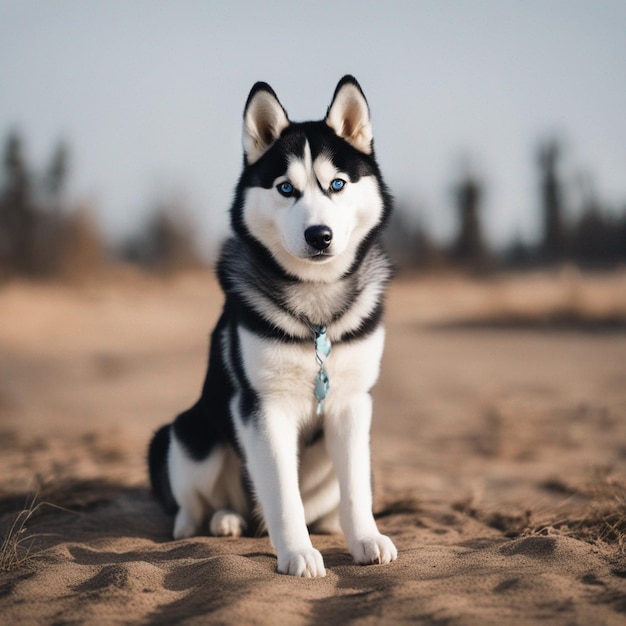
[1,268,626,625]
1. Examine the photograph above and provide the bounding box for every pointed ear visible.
[242,82,290,165]
[325,75,373,154]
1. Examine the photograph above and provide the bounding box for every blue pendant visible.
[315,368,330,401]
[311,325,331,415]
[315,368,330,415]
[315,328,331,358]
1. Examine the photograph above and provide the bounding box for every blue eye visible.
[330,178,346,192]
[277,181,294,197]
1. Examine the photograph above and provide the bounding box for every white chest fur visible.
[237,325,385,422]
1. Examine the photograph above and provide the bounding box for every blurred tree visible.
[413,219,445,270]
[0,132,105,281]
[44,140,69,199]
[120,203,204,274]
[618,210,626,261]
[451,173,488,270]
[57,206,106,278]
[38,140,71,274]
[502,235,535,269]
[538,139,566,262]
[573,210,607,265]
[0,131,37,275]
[571,173,606,266]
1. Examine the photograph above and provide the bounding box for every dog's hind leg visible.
[300,438,341,534]
[169,436,226,539]
[173,492,205,539]
[209,509,247,537]
[310,507,341,535]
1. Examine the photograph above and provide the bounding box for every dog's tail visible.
[148,424,179,515]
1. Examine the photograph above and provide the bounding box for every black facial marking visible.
[239,121,377,192]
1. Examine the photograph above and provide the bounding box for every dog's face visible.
[235,77,388,282]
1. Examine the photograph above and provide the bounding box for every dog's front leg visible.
[326,393,398,566]
[239,409,326,578]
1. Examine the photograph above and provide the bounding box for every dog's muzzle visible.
[305,225,333,251]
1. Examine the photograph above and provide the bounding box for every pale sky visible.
[1,0,625,256]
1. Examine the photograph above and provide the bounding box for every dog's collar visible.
[310,324,331,415]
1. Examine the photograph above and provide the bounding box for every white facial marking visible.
[312,156,340,191]
[285,140,313,192]
[242,141,384,282]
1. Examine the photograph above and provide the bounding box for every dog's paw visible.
[277,547,326,578]
[350,534,398,565]
[210,510,247,537]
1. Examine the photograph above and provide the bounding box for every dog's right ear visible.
[243,82,290,165]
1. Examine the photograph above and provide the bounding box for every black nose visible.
[304,225,333,251]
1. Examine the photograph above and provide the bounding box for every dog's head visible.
[232,76,391,282]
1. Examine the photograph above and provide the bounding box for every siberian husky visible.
[148,75,397,577]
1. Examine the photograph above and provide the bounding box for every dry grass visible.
[566,499,626,554]
[453,469,626,555]
[0,494,45,572]
[0,475,124,573]
[550,471,626,554]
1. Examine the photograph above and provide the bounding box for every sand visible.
[1,268,626,625]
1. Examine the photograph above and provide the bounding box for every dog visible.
[148,75,397,578]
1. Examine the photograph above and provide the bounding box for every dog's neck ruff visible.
[218,235,391,345]
[310,324,331,415]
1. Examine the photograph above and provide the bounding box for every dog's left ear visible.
[325,76,373,154]
[243,82,290,165]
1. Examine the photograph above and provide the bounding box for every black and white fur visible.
[148,76,397,578]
